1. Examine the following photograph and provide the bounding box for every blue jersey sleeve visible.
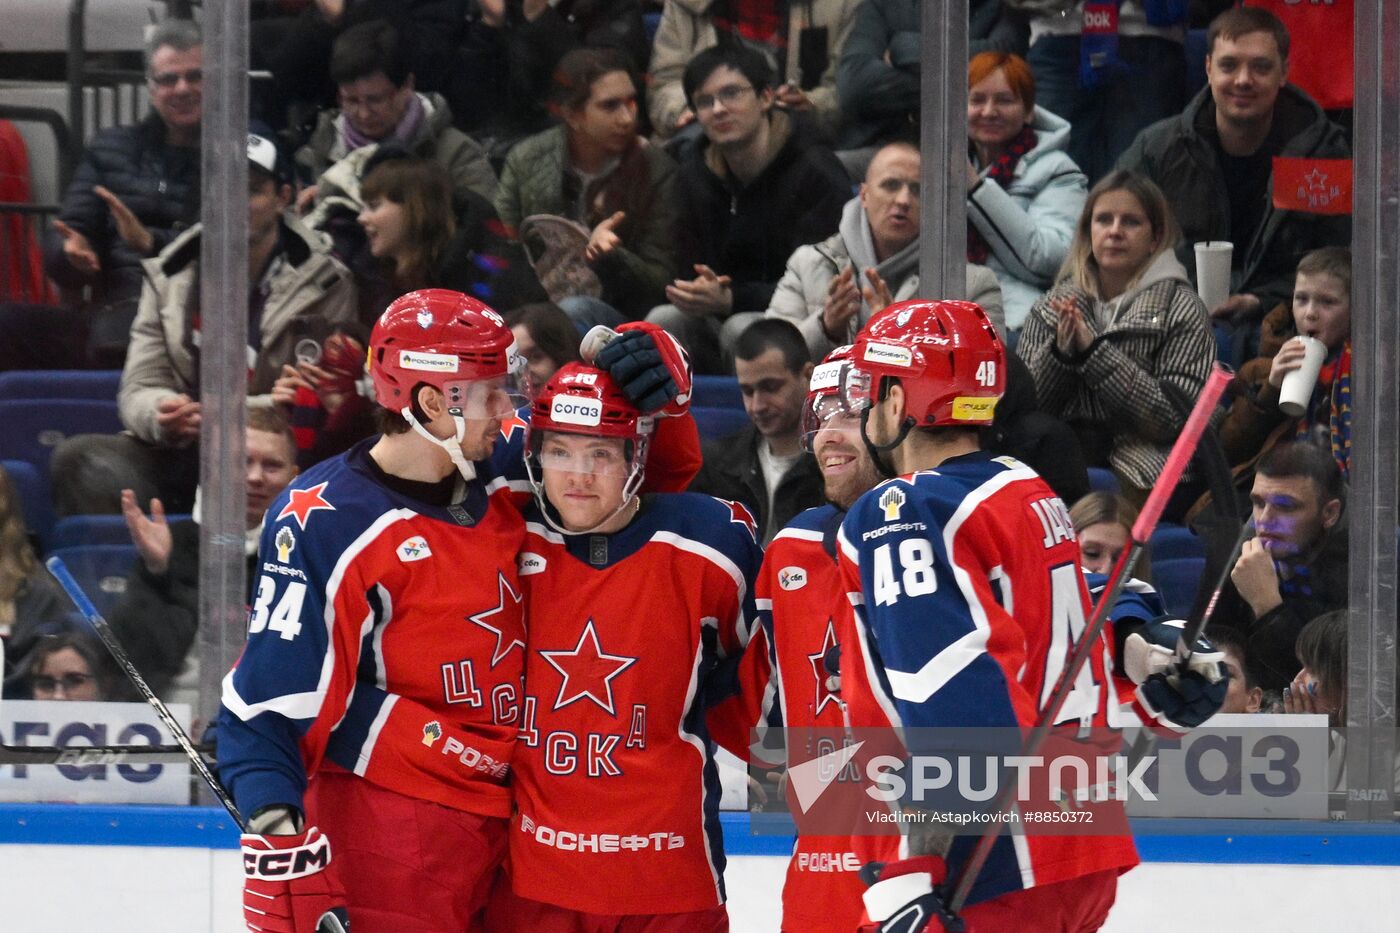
[216,475,385,821]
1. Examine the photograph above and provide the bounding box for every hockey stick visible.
[945,366,1233,918]
[1123,517,1253,775]
[0,743,216,766]
[1175,519,1252,670]
[45,556,243,826]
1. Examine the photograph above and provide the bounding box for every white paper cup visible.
[1278,335,1327,417]
[1194,241,1233,313]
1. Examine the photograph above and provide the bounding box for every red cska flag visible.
[1272,157,1353,216]
[1246,0,1353,110]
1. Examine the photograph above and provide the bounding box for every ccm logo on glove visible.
[243,835,332,880]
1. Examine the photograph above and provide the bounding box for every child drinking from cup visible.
[1219,247,1351,479]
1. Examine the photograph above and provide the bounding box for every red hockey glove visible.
[589,321,692,417]
[858,856,964,933]
[241,825,349,933]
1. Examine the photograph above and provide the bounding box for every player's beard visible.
[823,455,882,511]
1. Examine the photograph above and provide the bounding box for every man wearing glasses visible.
[647,44,851,374]
[0,19,204,371]
[294,19,497,216]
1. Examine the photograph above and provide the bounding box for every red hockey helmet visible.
[526,362,652,533]
[801,344,856,450]
[368,288,529,417]
[847,299,1005,428]
[529,362,652,474]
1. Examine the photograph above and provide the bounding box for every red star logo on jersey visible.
[277,482,335,530]
[469,572,525,668]
[539,619,637,716]
[723,499,758,543]
[499,413,527,441]
[807,619,840,719]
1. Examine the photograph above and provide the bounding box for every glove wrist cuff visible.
[862,856,948,921]
[864,872,933,923]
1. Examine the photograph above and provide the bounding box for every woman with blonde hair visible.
[0,466,79,692]
[1018,170,1215,518]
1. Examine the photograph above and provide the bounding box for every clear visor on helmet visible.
[443,366,532,420]
[801,394,866,451]
[534,431,641,477]
[839,365,875,414]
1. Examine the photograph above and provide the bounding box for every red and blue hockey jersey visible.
[218,412,703,824]
[217,434,532,822]
[836,452,1139,907]
[508,492,762,915]
[735,504,901,933]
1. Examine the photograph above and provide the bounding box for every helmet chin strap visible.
[860,406,912,479]
[402,406,478,482]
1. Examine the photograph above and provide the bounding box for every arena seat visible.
[692,406,750,442]
[46,544,136,618]
[1150,556,1206,619]
[48,513,188,551]
[1149,523,1206,561]
[692,375,743,410]
[0,398,121,482]
[0,369,122,401]
[1,457,54,550]
[1087,468,1120,495]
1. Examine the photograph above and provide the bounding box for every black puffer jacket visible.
[1117,84,1351,316]
[676,111,852,314]
[44,114,200,305]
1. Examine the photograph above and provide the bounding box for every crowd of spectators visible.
[0,1,1365,741]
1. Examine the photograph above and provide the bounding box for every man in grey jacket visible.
[1116,7,1350,363]
[51,135,358,517]
[764,141,1003,361]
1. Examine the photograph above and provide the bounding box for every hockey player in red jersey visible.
[709,344,898,933]
[218,290,701,933]
[834,300,1139,932]
[484,360,763,932]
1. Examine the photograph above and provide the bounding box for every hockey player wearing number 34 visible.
[216,290,702,933]
[481,361,762,931]
[832,299,1140,932]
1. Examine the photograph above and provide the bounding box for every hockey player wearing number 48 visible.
[833,299,1145,933]
[217,289,701,933]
